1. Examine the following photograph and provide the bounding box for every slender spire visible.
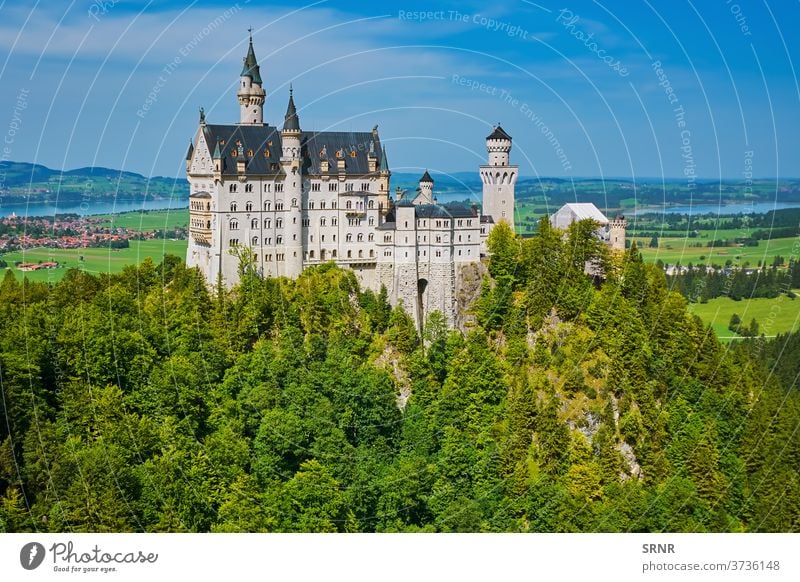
[240,33,262,85]
[185,140,194,161]
[212,140,222,159]
[379,145,389,173]
[283,87,300,131]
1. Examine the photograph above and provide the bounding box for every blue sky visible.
[0,0,798,179]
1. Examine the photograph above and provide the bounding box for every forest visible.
[0,218,798,532]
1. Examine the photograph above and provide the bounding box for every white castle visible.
[185,35,517,329]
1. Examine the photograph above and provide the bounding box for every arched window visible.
[347,250,352,258]
[346,233,352,242]
[332,200,337,209]
[291,198,297,207]
[368,233,374,241]
[369,249,374,258]
[230,202,237,211]
[368,217,374,226]
[246,201,253,211]
[320,217,326,226]
[346,200,352,209]
[358,250,363,258]
[252,236,258,246]
[332,250,337,258]
[357,233,363,242]
[368,200,374,209]
[229,219,239,229]
[229,183,237,193]
[251,218,258,229]
[264,201,271,211]
[264,218,271,228]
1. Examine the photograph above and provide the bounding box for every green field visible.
[1,239,188,283]
[95,208,189,231]
[687,294,800,340]
[637,236,797,265]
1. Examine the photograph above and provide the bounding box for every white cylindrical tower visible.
[237,33,265,125]
[480,124,518,231]
[418,170,434,204]
[281,88,303,278]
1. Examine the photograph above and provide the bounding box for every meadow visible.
[1,239,188,283]
[95,208,189,230]
[687,293,800,339]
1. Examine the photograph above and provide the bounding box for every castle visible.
[186,35,623,329]
[185,35,518,329]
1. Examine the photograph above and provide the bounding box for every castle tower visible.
[609,215,627,252]
[416,170,434,204]
[237,31,265,125]
[281,87,303,277]
[480,124,517,231]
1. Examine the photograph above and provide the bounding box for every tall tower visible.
[416,170,434,204]
[281,88,304,278]
[609,215,627,252]
[480,124,517,231]
[237,31,265,125]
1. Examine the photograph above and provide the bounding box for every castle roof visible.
[376,221,396,230]
[283,88,299,131]
[240,38,262,85]
[190,191,211,199]
[556,202,609,224]
[199,124,383,177]
[419,170,433,183]
[486,124,512,141]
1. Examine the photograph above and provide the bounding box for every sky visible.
[0,0,798,180]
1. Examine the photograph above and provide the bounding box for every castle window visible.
[229,183,237,193]
[275,183,284,193]
[320,200,326,209]
[332,217,338,226]
[276,202,284,211]
[347,250,352,258]
[245,183,253,193]
[404,221,408,228]
[293,234,297,240]
[265,254,272,261]
[310,235,314,242]
[264,183,271,192]
[458,249,462,256]
[332,201,337,209]
[467,220,472,226]
[230,219,239,229]
[357,233,363,242]
[458,235,462,242]
[276,219,283,228]
[302,218,310,227]
[468,235,472,241]
[368,217,374,226]
[384,250,391,257]
[293,217,297,224]
[264,201,271,211]
[320,217,326,226]
[384,234,391,242]
[346,200,352,209]
[245,201,253,211]
[362,182,370,191]
[329,183,337,192]
[436,236,442,243]
[345,183,354,192]
[501,211,506,217]
[277,235,283,244]
[351,150,356,158]
[309,250,315,259]
[265,237,271,245]
[332,250,337,258]
[368,233,374,241]
[229,239,239,246]
[251,218,258,229]
[247,149,254,158]
[230,202,237,212]
[346,233,353,242]
[312,183,321,192]
[321,235,325,242]
[358,250,363,258]
[332,235,336,241]
[436,250,442,257]
[458,220,463,227]
[264,219,271,228]
[252,236,258,246]
[291,198,297,207]
[309,201,315,210]
[368,200,374,209]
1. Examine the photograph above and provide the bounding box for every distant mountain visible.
[0,161,187,201]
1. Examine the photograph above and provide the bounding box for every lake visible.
[0,198,186,218]
[632,201,800,216]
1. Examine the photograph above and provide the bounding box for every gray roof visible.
[200,124,384,177]
[414,202,478,220]
[419,170,433,183]
[185,141,194,160]
[283,89,299,131]
[302,131,382,175]
[487,125,512,141]
[376,221,396,230]
[191,191,211,199]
